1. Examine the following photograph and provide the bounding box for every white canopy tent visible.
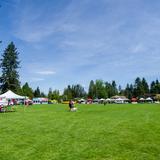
[99,98,105,103]
[114,98,124,104]
[139,98,145,101]
[146,97,153,102]
[0,90,27,109]
[146,97,153,101]
[78,98,86,104]
[0,90,26,99]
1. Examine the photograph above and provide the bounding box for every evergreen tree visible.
[22,82,34,99]
[63,85,72,100]
[150,81,156,94]
[118,85,122,94]
[52,90,60,100]
[129,84,134,97]
[40,92,46,97]
[124,84,133,99]
[48,88,52,99]
[155,79,160,94]
[133,77,143,97]
[111,80,118,96]
[34,87,41,97]
[0,42,21,93]
[88,80,95,98]
[141,77,149,94]
[95,80,106,98]
[71,84,86,98]
[105,82,113,98]
[124,83,130,98]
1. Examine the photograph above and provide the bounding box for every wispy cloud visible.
[12,0,81,42]
[36,71,56,75]
[27,77,45,83]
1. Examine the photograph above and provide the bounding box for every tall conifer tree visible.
[88,80,95,98]
[0,42,20,93]
[34,87,41,97]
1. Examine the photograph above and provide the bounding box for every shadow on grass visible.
[0,110,16,113]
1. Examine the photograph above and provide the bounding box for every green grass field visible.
[0,104,160,160]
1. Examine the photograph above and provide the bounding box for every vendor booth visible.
[0,90,26,112]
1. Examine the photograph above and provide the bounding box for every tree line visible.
[1,42,160,101]
[62,78,160,100]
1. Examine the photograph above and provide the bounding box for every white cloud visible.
[24,62,56,76]
[131,44,146,53]
[36,71,56,75]
[30,78,45,82]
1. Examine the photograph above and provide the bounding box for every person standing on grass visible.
[69,100,76,111]
[69,100,77,111]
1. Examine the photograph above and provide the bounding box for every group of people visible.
[69,100,77,111]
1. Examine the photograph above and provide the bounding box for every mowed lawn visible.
[0,104,160,160]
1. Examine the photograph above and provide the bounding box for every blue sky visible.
[0,0,160,93]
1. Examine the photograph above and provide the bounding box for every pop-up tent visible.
[139,97,145,101]
[0,90,26,109]
[146,97,153,102]
[146,97,152,101]
[106,98,111,101]
[0,90,26,99]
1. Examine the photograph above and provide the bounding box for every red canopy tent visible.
[131,98,137,102]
